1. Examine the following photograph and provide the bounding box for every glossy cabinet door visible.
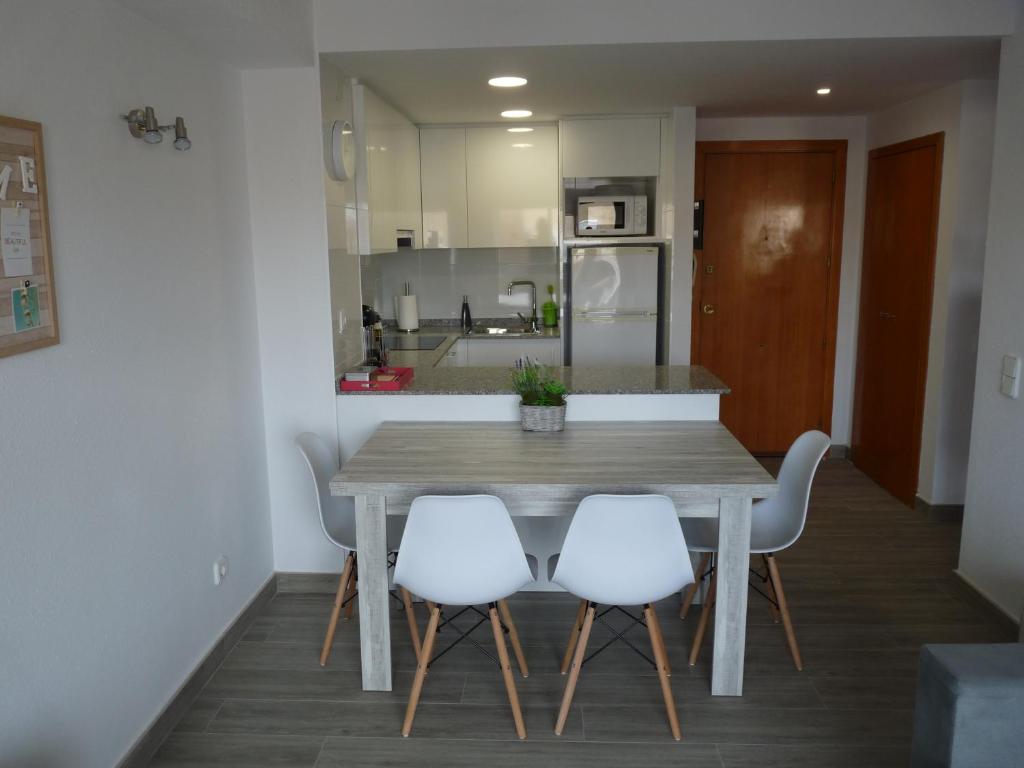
[420,128,469,249]
[561,117,661,178]
[466,125,558,248]
[435,339,469,368]
[464,338,560,367]
[358,85,423,253]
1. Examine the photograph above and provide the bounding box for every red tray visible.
[339,366,414,392]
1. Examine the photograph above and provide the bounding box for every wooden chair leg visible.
[645,604,682,740]
[762,555,781,623]
[766,554,803,671]
[400,587,422,661]
[680,553,710,619]
[688,561,717,667]
[343,556,357,621]
[490,605,527,740]
[560,599,588,675]
[320,552,354,667]
[555,603,595,735]
[497,599,529,678]
[402,604,441,737]
[647,602,671,677]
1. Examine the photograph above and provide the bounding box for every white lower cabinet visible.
[436,338,561,367]
[436,339,469,367]
[465,338,560,367]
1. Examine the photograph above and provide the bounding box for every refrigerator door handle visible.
[573,309,658,320]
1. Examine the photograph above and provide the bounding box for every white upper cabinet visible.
[353,84,423,254]
[420,127,469,249]
[561,117,661,178]
[466,125,558,248]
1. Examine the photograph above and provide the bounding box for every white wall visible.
[866,81,997,504]
[695,116,868,446]
[241,65,342,574]
[0,2,273,765]
[959,33,1024,623]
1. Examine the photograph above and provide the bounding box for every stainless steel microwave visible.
[576,195,648,236]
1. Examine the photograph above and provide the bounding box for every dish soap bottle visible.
[542,284,558,328]
[460,295,473,332]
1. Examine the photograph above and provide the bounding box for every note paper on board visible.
[1,206,33,277]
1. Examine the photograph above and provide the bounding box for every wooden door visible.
[852,133,943,505]
[693,141,846,454]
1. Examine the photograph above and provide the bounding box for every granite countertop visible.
[339,365,729,396]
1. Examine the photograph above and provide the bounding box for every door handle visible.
[702,304,715,315]
[879,311,896,319]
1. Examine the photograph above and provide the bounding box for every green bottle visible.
[542,283,558,328]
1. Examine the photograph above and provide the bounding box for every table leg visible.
[711,495,752,696]
[355,494,392,691]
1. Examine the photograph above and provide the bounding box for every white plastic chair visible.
[295,432,420,666]
[552,494,695,741]
[679,430,831,671]
[394,495,534,739]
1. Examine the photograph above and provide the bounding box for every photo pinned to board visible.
[13,284,40,332]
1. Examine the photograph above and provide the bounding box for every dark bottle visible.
[460,295,473,332]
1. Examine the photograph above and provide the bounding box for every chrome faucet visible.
[507,280,538,333]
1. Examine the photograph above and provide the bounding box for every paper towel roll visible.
[394,294,419,332]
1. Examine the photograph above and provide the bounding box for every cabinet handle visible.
[702,304,715,315]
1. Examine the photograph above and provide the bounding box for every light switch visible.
[1001,354,1021,399]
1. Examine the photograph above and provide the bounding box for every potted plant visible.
[511,358,568,432]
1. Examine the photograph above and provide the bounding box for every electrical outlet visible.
[1001,355,1020,399]
[213,555,229,586]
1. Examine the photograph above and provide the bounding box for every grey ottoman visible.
[911,643,1024,767]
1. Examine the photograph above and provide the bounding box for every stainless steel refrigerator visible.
[568,245,661,365]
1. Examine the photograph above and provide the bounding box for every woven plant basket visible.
[520,404,566,432]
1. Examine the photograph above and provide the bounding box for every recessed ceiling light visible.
[816,87,832,95]
[507,127,534,133]
[501,109,533,119]
[511,143,533,148]
[489,76,527,88]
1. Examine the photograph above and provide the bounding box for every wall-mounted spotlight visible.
[121,107,191,151]
[172,117,191,151]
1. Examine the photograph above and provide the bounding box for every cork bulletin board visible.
[0,115,59,358]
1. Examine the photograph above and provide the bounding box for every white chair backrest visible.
[755,430,831,552]
[553,495,695,606]
[295,432,357,550]
[393,495,533,605]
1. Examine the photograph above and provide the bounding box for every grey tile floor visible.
[149,460,1014,767]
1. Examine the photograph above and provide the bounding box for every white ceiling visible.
[325,37,999,123]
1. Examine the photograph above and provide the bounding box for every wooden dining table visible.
[330,420,777,696]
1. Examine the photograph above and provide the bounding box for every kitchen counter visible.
[339,364,728,396]
[382,324,561,369]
